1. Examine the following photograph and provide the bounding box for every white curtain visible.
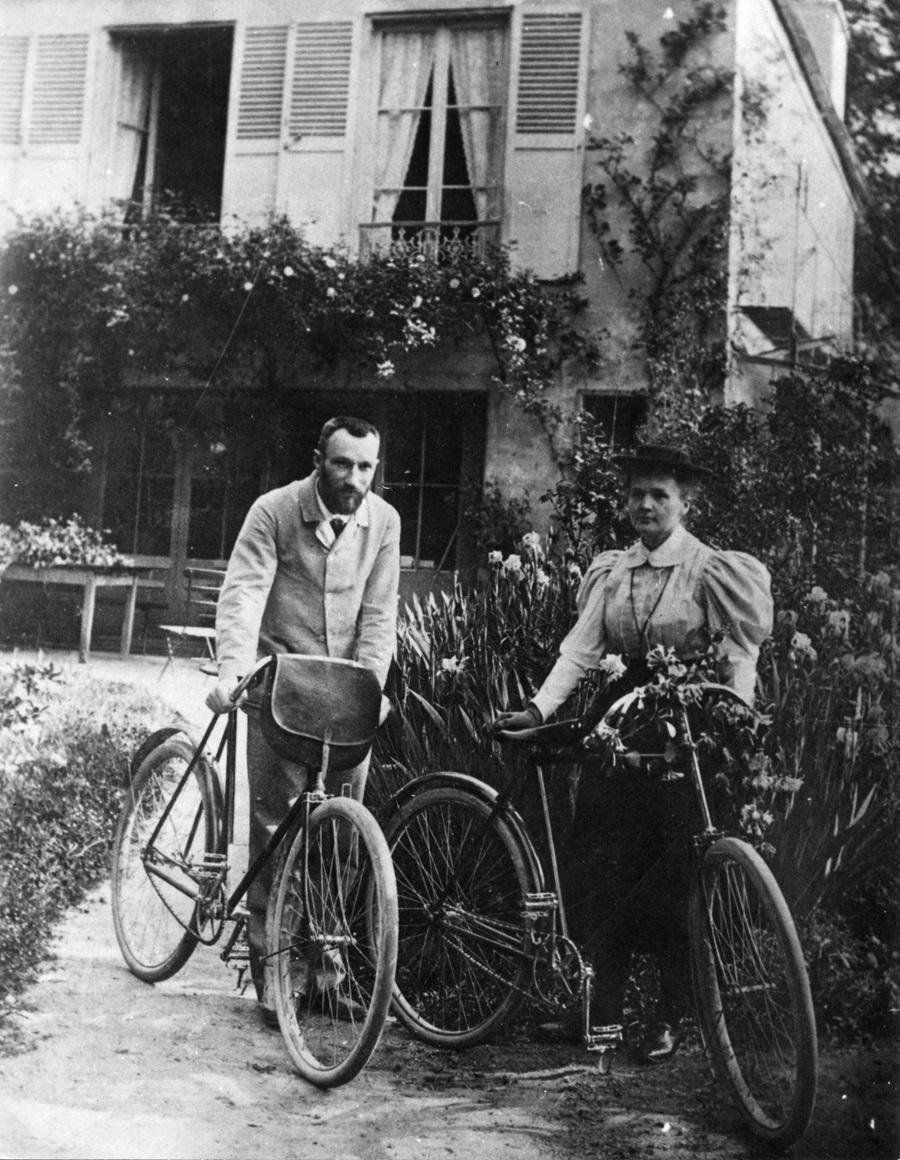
[373,30,435,223]
[450,26,506,221]
[110,41,153,206]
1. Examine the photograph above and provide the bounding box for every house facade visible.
[0,0,862,623]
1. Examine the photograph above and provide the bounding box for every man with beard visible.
[206,415,400,1024]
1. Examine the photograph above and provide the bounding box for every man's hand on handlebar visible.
[205,677,246,715]
[491,704,543,733]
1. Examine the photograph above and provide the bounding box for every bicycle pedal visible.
[523,892,557,914]
[585,1023,623,1054]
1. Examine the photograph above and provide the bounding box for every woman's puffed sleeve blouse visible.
[530,528,773,720]
[699,549,773,701]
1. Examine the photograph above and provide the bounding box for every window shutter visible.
[516,12,582,133]
[508,6,587,279]
[236,26,289,140]
[0,37,28,146]
[289,22,353,137]
[30,34,89,145]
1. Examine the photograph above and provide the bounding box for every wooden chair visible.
[159,567,226,676]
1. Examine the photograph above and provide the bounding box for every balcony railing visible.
[359,220,502,263]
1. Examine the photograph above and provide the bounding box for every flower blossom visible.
[326,286,337,298]
[520,530,543,558]
[488,550,503,565]
[806,586,828,604]
[441,655,465,674]
[283,265,295,277]
[597,654,627,681]
[376,359,395,380]
[827,609,850,636]
[790,632,817,660]
[503,553,522,574]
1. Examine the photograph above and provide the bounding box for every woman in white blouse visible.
[494,444,773,1061]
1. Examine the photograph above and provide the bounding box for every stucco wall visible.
[727,0,856,402]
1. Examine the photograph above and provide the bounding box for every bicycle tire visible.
[382,783,536,1048]
[270,796,398,1087]
[111,734,221,982]
[689,835,818,1146]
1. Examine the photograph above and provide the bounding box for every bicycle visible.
[110,653,399,1088]
[379,680,818,1147]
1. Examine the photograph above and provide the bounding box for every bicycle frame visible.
[138,662,335,958]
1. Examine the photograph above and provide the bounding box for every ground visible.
[0,886,896,1160]
[0,651,896,1160]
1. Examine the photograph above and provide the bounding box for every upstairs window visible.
[362,17,508,261]
[110,27,232,222]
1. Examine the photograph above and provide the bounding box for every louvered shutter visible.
[0,37,29,146]
[289,22,352,138]
[236,26,288,140]
[275,22,355,245]
[508,6,587,278]
[30,34,89,145]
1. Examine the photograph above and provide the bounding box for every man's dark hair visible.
[317,416,380,456]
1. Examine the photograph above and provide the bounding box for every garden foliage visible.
[0,663,166,1013]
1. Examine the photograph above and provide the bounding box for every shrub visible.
[0,515,124,569]
[0,663,170,1010]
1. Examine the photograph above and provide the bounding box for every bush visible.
[0,515,124,569]
[0,663,171,1009]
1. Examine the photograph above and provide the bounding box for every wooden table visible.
[1,563,143,662]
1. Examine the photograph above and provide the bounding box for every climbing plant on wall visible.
[581,1,733,422]
[0,207,601,506]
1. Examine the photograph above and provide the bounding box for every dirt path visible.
[0,884,896,1160]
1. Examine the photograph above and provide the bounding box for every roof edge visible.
[768,0,869,210]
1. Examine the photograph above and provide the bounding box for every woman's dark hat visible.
[610,443,712,478]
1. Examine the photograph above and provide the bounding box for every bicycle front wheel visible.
[689,836,817,1146]
[270,797,398,1088]
[383,785,536,1048]
[112,735,221,982]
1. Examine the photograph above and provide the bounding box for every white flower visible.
[790,632,817,660]
[520,530,543,558]
[376,359,395,380]
[503,553,523,574]
[441,655,465,674]
[242,281,254,292]
[488,550,503,565]
[471,287,481,298]
[412,295,423,309]
[567,561,583,581]
[807,586,828,604]
[535,567,550,589]
[7,285,18,296]
[511,335,527,352]
[180,293,190,303]
[827,609,850,636]
[283,265,295,277]
[597,654,627,681]
[326,286,337,298]
[449,278,460,289]
[323,256,337,268]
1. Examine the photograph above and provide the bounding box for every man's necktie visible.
[330,517,346,540]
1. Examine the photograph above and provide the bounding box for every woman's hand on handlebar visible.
[491,704,543,733]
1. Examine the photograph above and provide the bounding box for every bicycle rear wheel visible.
[383,784,536,1048]
[270,797,398,1087]
[689,836,817,1146]
[112,734,221,982]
